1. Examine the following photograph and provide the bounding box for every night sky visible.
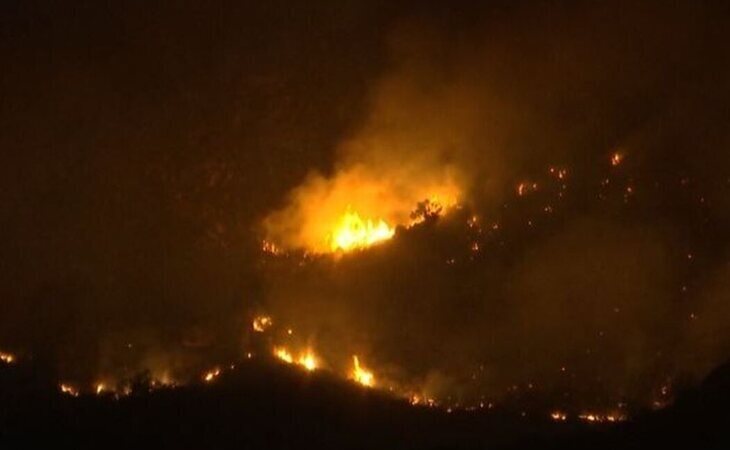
[1,0,729,411]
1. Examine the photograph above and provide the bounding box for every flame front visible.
[274,347,319,372]
[274,347,294,364]
[328,209,395,252]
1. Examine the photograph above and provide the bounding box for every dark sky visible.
[1,1,729,407]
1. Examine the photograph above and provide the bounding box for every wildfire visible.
[328,209,395,252]
[0,351,15,364]
[297,351,318,371]
[409,394,437,407]
[252,315,273,332]
[578,412,626,423]
[273,347,319,372]
[350,355,374,387]
[262,163,461,255]
[59,383,79,397]
[95,383,106,395]
[203,368,221,383]
[611,151,624,166]
[262,240,283,255]
[274,347,294,364]
[517,181,538,196]
[550,411,568,421]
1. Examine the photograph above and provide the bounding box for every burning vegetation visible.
[350,355,375,387]
[1,1,729,439]
[328,209,395,252]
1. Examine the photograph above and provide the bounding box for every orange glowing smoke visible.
[350,355,375,387]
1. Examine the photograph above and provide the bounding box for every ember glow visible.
[578,412,626,423]
[611,151,624,166]
[203,368,221,383]
[0,351,15,364]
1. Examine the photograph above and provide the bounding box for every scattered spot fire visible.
[297,351,318,372]
[611,151,624,166]
[252,315,273,332]
[578,412,626,423]
[59,383,80,397]
[273,346,319,372]
[203,368,221,383]
[0,351,15,364]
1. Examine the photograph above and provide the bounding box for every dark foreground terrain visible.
[0,360,728,450]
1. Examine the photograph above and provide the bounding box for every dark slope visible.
[0,359,728,449]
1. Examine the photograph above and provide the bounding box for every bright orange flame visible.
[297,350,318,371]
[274,347,294,364]
[262,165,461,254]
[0,351,15,364]
[328,209,395,252]
[350,355,374,387]
[274,347,319,371]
